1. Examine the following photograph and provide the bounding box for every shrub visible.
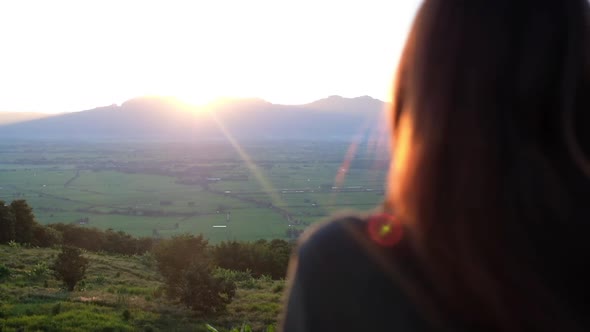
[32,224,63,247]
[152,234,208,298]
[211,239,293,279]
[11,199,37,244]
[122,309,131,321]
[213,268,254,283]
[0,201,16,243]
[0,264,11,280]
[271,282,285,294]
[143,324,156,332]
[178,261,236,314]
[51,246,89,291]
[25,262,50,281]
[51,302,61,316]
[137,251,156,268]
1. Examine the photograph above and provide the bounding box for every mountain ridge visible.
[0,95,389,141]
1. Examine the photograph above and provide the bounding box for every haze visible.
[0,0,420,114]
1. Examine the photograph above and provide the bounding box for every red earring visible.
[367,213,403,247]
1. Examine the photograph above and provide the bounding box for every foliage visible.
[32,223,63,247]
[206,323,276,332]
[271,283,285,294]
[152,234,209,297]
[0,263,11,280]
[11,200,37,244]
[178,261,236,314]
[0,245,283,331]
[212,239,293,279]
[25,261,50,281]
[152,235,237,313]
[51,246,89,291]
[51,302,62,316]
[46,223,154,255]
[214,268,255,284]
[0,201,16,243]
[7,240,20,248]
[122,309,131,321]
[206,324,220,332]
[137,251,156,268]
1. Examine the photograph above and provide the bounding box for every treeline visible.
[0,199,295,280]
[0,200,153,255]
[213,239,292,279]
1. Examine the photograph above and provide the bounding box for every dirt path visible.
[64,169,80,187]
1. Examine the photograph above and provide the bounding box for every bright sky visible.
[0,0,421,113]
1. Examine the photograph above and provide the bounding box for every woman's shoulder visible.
[282,212,436,331]
[294,211,409,271]
[296,212,369,258]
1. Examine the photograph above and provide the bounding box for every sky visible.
[0,0,421,114]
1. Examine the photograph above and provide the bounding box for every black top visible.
[280,216,446,332]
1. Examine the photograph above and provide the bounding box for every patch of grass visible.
[0,245,284,331]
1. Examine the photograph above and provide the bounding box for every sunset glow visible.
[0,0,420,113]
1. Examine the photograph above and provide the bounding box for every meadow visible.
[0,140,388,242]
[0,244,283,331]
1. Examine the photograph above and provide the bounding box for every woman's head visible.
[387,0,589,330]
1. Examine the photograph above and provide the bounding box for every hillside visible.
[0,245,283,332]
[0,112,50,126]
[0,96,388,141]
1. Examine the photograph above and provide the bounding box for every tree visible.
[11,200,36,244]
[267,239,293,279]
[0,201,16,243]
[153,234,209,297]
[49,223,106,252]
[52,246,89,291]
[211,239,294,279]
[32,224,63,247]
[153,234,236,313]
[178,261,236,314]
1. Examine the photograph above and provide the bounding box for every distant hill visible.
[0,112,51,125]
[0,96,389,141]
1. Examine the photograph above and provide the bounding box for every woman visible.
[281,0,590,331]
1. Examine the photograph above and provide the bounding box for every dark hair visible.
[387,0,590,330]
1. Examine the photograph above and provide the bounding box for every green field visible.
[0,141,388,242]
[0,245,283,331]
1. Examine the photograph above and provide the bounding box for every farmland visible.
[0,140,388,242]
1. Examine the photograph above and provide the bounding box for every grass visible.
[0,245,285,332]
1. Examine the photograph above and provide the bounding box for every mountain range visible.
[0,95,389,141]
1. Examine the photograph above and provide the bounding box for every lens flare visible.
[209,112,287,209]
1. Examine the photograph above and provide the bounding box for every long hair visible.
[387,0,590,330]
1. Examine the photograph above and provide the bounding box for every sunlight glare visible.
[0,0,421,113]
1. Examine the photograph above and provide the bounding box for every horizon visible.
[0,94,387,115]
[0,0,420,114]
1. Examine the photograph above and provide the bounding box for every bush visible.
[0,264,11,280]
[153,235,237,313]
[213,268,254,284]
[25,262,49,281]
[137,252,156,268]
[11,199,36,244]
[271,282,285,294]
[122,309,131,321]
[8,240,20,248]
[178,262,236,314]
[212,239,293,279]
[51,246,89,291]
[51,303,61,316]
[153,234,209,298]
[32,224,63,247]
